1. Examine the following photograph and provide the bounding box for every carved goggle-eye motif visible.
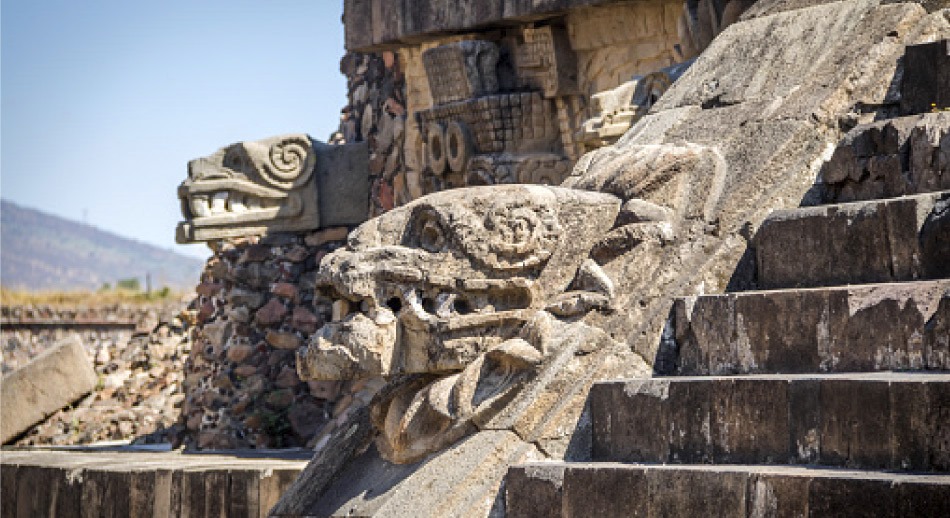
[403,207,449,253]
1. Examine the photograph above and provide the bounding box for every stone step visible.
[754,191,948,290]
[656,280,949,376]
[506,462,950,518]
[589,373,950,472]
[0,449,308,518]
[815,112,949,204]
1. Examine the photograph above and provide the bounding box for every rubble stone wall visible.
[337,52,408,217]
[177,229,383,449]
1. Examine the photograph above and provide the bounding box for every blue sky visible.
[2,0,347,259]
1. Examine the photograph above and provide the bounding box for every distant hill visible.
[1,199,204,291]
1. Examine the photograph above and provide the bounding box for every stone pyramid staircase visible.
[505,46,950,517]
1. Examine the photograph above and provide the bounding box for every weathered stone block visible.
[506,464,565,518]
[818,378,893,469]
[422,41,499,105]
[564,464,648,517]
[666,280,950,375]
[0,450,307,518]
[314,141,370,228]
[902,39,950,115]
[342,0,373,51]
[509,463,950,517]
[590,380,671,462]
[818,113,950,203]
[1,336,97,443]
[591,373,950,471]
[645,467,749,516]
[711,377,790,464]
[755,191,949,289]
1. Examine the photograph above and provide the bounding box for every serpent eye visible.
[419,219,445,253]
[224,149,247,172]
[404,207,450,252]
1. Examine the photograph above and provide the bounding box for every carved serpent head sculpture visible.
[296,184,621,462]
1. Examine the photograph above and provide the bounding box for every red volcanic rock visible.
[291,307,320,334]
[271,282,298,300]
[254,299,287,326]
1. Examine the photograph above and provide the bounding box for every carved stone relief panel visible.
[411,33,579,195]
[418,92,563,189]
[515,26,579,98]
[576,59,694,151]
[389,1,755,205]
[422,40,500,105]
[567,0,754,152]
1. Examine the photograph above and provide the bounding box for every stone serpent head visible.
[296,184,620,462]
[176,134,319,243]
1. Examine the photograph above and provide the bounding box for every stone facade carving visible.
[422,41,501,105]
[414,35,577,195]
[176,135,369,243]
[355,0,757,207]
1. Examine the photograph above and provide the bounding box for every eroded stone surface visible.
[816,113,950,203]
[755,191,950,288]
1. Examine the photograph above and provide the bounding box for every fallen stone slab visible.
[507,462,950,518]
[755,191,949,289]
[1,336,98,444]
[658,280,950,375]
[590,372,950,471]
[0,449,308,518]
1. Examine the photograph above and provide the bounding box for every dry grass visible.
[0,287,192,307]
